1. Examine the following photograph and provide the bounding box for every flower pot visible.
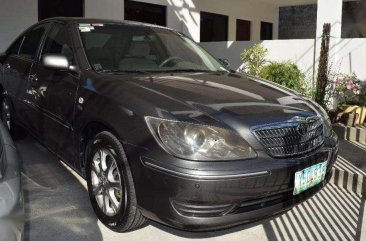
[327,96,339,112]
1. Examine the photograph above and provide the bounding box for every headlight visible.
[145,117,257,161]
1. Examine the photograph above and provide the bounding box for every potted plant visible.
[329,74,366,126]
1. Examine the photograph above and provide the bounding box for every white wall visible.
[335,38,366,80]
[130,0,194,39]
[0,0,279,51]
[194,0,279,41]
[200,40,315,74]
[85,0,124,19]
[0,0,38,52]
[124,0,279,42]
[200,38,366,82]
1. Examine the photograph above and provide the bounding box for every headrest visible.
[128,42,151,57]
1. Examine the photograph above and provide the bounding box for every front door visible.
[27,23,79,163]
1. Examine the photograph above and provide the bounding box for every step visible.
[333,123,366,144]
[330,156,366,195]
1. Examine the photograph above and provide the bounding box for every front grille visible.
[253,116,324,157]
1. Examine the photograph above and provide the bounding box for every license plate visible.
[293,161,327,196]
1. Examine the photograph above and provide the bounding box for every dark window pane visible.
[236,19,251,41]
[125,1,167,27]
[42,23,74,63]
[200,12,228,42]
[38,0,84,21]
[261,21,273,40]
[6,35,25,55]
[19,25,47,60]
[279,5,317,39]
[342,1,366,38]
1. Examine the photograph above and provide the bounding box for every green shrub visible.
[240,44,309,96]
[240,43,268,76]
[260,61,306,94]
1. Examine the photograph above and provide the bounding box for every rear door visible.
[27,22,79,163]
[2,24,48,128]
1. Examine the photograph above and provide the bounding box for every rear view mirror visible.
[42,54,70,71]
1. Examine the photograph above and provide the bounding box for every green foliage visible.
[240,43,310,96]
[360,84,366,105]
[240,43,268,76]
[260,61,306,94]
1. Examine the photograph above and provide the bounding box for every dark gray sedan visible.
[0,17,338,232]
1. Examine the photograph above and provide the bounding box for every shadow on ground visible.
[338,140,366,172]
[17,136,365,241]
[18,137,103,241]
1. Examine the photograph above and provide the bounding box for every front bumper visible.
[130,133,338,231]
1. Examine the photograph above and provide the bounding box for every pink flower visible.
[346,82,355,90]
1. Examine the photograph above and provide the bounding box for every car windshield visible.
[78,23,227,73]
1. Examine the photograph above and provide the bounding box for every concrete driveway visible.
[18,136,366,241]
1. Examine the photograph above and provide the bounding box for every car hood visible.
[123,74,319,124]
[104,72,322,128]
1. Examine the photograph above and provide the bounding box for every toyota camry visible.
[0,18,338,232]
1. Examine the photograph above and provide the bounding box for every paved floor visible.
[18,136,366,241]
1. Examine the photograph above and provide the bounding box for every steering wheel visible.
[159,56,184,67]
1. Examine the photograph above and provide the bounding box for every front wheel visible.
[86,131,146,232]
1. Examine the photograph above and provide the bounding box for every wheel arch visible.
[79,120,126,178]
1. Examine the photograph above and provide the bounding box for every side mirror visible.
[42,54,74,71]
[219,58,230,69]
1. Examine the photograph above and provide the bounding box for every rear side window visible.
[6,35,24,55]
[19,24,47,60]
[42,23,74,63]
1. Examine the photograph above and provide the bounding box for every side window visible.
[19,24,47,60]
[6,35,25,56]
[42,23,74,63]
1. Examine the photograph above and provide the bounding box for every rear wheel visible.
[1,93,26,139]
[86,131,146,232]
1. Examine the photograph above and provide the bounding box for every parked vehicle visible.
[0,120,24,241]
[0,18,338,232]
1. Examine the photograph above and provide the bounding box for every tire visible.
[86,131,146,232]
[1,93,26,140]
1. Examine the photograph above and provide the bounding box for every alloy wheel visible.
[91,148,123,216]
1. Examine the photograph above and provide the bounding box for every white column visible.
[84,0,124,20]
[313,0,343,83]
[316,0,343,38]
[178,0,200,42]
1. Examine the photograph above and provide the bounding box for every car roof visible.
[39,17,174,31]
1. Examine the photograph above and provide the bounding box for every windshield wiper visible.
[98,69,151,74]
[98,69,229,75]
[158,69,228,74]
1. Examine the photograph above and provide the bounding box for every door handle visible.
[28,74,38,83]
